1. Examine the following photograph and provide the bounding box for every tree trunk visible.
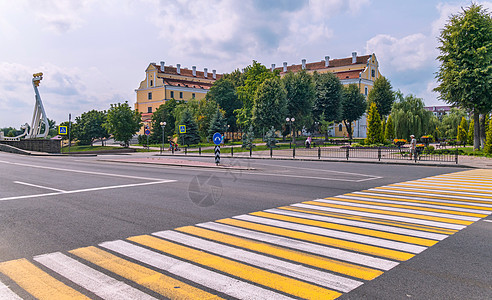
[473,110,480,150]
[344,120,353,140]
[480,114,486,149]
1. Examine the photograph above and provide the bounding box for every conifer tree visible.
[179,109,200,146]
[365,102,383,144]
[457,117,468,145]
[208,108,227,141]
[384,114,395,141]
[467,119,474,145]
[484,118,492,154]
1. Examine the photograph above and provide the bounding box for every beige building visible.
[135,62,222,133]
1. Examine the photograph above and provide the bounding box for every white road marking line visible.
[380,185,492,198]
[316,198,480,222]
[266,208,448,240]
[369,188,492,204]
[100,240,294,300]
[234,215,427,254]
[198,222,398,271]
[0,180,175,202]
[0,280,21,300]
[415,179,492,188]
[34,252,155,300]
[340,194,491,215]
[0,160,170,181]
[13,181,66,193]
[393,182,492,193]
[353,192,492,210]
[154,230,361,293]
[483,220,492,223]
[293,203,465,230]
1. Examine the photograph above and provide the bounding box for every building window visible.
[338,124,343,132]
[150,80,153,87]
[180,92,183,98]
[371,69,375,77]
[147,107,152,113]
[365,86,368,96]
[170,91,174,98]
[192,93,195,98]
[148,92,152,100]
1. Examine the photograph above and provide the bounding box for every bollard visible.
[199,146,201,155]
[318,146,321,159]
[378,147,381,161]
[250,147,252,157]
[172,146,174,154]
[231,146,234,157]
[455,147,459,164]
[293,146,296,158]
[270,147,273,158]
[185,147,187,155]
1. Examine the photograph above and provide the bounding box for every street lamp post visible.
[227,124,230,143]
[160,121,166,154]
[286,117,295,148]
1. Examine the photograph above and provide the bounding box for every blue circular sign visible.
[145,129,150,135]
[213,132,222,145]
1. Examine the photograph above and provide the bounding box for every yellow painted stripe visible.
[328,197,487,218]
[390,182,492,194]
[281,206,457,235]
[176,225,383,280]
[0,258,88,300]
[414,180,492,188]
[128,235,342,300]
[250,211,438,246]
[365,190,492,206]
[312,199,473,226]
[216,218,414,261]
[347,193,492,212]
[70,246,221,300]
[379,186,492,200]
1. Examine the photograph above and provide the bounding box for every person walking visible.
[410,135,417,159]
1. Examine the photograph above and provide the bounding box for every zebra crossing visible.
[1,169,491,299]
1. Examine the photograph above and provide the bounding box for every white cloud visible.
[432,1,492,37]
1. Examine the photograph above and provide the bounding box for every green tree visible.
[457,117,468,145]
[283,70,315,129]
[340,84,366,139]
[367,76,395,118]
[365,102,384,144]
[312,72,343,125]
[178,109,200,146]
[73,110,109,146]
[208,108,227,140]
[435,3,492,149]
[104,102,142,147]
[150,98,177,145]
[206,78,241,131]
[484,117,492,154]
[252,77,287,132]
[467,118,474,145]
[385,114,395,141]
[264,126,278,148]
[391,92,434,140]
[242,125,255,149]
[439,108,467,138]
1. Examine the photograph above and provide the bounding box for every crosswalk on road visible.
[1,169,491,299]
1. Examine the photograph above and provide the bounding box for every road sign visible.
[213,132,223,145]
[179,125,186,133]
[58,126,67,135]
[145,129,150,135]
[214,145,220,164]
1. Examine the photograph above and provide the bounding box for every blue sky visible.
[0,0,490,128]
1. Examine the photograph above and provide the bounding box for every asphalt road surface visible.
[0,151,490,299]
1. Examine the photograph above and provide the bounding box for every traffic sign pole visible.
[215,145,220,165]
[213,132,222,165]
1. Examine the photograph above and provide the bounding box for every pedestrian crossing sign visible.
[58,126,67,135]
[179,125,186,133]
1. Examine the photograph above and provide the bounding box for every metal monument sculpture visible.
[27,72,49,139]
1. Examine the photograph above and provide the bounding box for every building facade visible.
[425,105,452,120]
[135,62,222,133]
[275,52,381,138]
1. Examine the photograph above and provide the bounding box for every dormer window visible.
[150,80,153,87]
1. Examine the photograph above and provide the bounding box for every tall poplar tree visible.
[367,76,395,118]
[340,84,366,140]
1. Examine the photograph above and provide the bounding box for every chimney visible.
[352,52,357,64]
[301,59,306,70]
[271,64,275,72]
[283,62,287,72]
[192,66,196,76]
[212,70,216,79]
[160,61,165,72]
[176,64,181,74]
[204,68,208,78]
[325,56,330,67]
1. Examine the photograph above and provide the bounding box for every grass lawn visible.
[61,145,122,153]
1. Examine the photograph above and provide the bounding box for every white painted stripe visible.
[266,208,448,240]
[293,203,465,230]
[354,192,492,210]
[483,220,492,223]
[198,222,398,271]
[337,195,489,215]
[380,185,492,198]
[234,215,427,254]
[34,252,155,300]
[100,240,294,300]
[369,188,492,204]
[415,179,492,188]
[394,182,492,193]
[0,180,175,202]
[315,199,479,222]
[14,181,66,192]
[0,280,21,300]
[153,230,362,293]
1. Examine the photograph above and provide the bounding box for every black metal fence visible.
[168,145,459,164]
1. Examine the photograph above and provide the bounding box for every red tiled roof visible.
[334,70,362,80]
[151,63,223,80]
[275,55,371,74]
[160,78,214,90]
